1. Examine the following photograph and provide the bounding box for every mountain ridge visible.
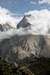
[17,10,50,35]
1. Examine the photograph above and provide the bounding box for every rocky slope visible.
[0,57,50,75]
[17,15,31,29]
[0,34,50,65]
[0,23,15,31]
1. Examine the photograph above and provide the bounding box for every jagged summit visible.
[17,10,50,35]
[17,15,31,29]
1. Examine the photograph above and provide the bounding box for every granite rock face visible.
[0,34,50,65]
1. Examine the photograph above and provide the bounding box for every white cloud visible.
[46,0,50,4]
[39,0,50,4]
[30,0,50,4]
[0,6,22,28]
[38,0,47,4]
[30,1,36,4]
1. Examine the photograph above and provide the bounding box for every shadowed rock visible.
[17,16,31,29]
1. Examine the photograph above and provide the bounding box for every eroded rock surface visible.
[0,34,50,65]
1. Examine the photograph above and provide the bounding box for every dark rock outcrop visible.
[17,16,31,29]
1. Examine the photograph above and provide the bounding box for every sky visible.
[0,0,50,15]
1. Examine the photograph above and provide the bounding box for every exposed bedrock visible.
[0,34,50,65]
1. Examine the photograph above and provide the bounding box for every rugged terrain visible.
[0,9,50,75]
[0,34,50,65]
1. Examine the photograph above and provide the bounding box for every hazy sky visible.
[0,0,50,15]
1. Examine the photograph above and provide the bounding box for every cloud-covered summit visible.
[0,6,50,35]
[17,9,50,35]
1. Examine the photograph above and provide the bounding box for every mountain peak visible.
[17,10,50,35]
[17,15,31,29]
